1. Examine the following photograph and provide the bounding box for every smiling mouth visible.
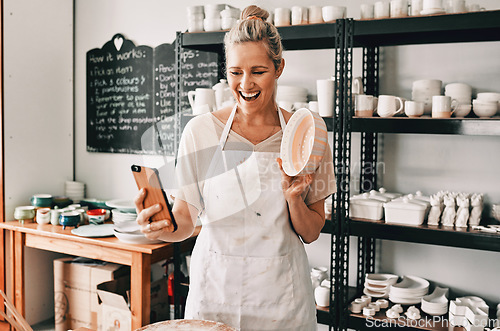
[239,91,261,101]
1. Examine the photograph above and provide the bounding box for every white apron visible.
[184,105,317,331]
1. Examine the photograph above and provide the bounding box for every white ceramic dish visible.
[113,221,141,233]
[363,287,388,298]
[365,273,398,285]
[350,193,385,220]
[280,108,328,176]
[420,8,446,15]
[113,229,163,245]
[390,275,429,295]
[71,224,115,238]
[106,199,137,213]
[388,295,423,305]
[384,197,427,226]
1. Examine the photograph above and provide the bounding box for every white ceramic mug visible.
[423,0,442,10]
[446,0,466,13]
[355,95,378,117]
[432,95,456,118]
[322,6,346,22]
[410,0,423,15]
[377,95,404,117]
[188,88,216,115]
[360,4,375,19]
[317,79,336,117]
[36,208,51,224]
[308,6,324,23]
[390,0,408,17]
[308,101,319,113]
[291,6,308,25]
[405,100,425,117]
[412,79,442,113]
[374,1,391,18]
[274,8,291,26]
[352,77,364,95]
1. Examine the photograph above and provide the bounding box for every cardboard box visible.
[97,275,169,331]
[54,258,129,331]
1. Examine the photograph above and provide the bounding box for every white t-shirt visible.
[175,112,336,214]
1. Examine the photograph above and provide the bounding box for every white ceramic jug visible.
[188,88,216,115]
[212,79,234,109]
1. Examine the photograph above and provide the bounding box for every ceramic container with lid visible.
[349,193,386,220]
[383,197,427,225]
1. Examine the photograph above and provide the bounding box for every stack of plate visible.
[389,275,429,304]
[276,85,308,103]
[106,199,162,244]
[65,181,85,203]
[363,273,398,298]
[421,287,449,316]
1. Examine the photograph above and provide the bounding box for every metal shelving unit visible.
[343,9,500,331]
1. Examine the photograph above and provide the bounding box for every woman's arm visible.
[135,188,198,242]
[277,158,326,244]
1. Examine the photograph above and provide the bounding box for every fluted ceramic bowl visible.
[280,108,328,176]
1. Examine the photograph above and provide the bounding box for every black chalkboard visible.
[86,34,219,156]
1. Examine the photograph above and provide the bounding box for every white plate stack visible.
[106,200,162,244]
[389,275,429,305]
[65,181,85,203]
[363,273,398,298]
[276,85,309,112]
[421,287,449,316]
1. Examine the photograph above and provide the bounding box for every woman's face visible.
[226,41,283,113]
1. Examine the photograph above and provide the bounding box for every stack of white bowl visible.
[421,287,449,316]
[389,275,429,305]
[276,85,309,112]
[187,5,205,33]
[221,6,240,30]
[473,92,500,118]
[412,79,442,114]
[444,83,472,117]
[363,273,398,298]
[65,181,85,203]
[111,209,161,244]
[204,4,225,32]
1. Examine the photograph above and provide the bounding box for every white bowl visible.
[453,103,472,117]
[280,108,328,176]
[113,229,163,244]
[472,100,497,118]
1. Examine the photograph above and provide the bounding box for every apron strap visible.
[219,105,287,150]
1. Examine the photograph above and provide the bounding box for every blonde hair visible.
[224,5,283,71]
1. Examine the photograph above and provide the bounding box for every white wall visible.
[4,0,500,325]
[4,0,74,324]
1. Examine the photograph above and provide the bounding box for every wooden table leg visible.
[131,253,151,330]
[8,231,15,306]
[13,231,26,317]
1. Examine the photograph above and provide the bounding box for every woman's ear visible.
[276,59,285,78]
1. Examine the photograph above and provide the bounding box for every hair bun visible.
[241,5,269,21]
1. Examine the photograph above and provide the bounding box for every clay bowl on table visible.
[280,108,328,176]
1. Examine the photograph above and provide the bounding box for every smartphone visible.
[131,165,177,232]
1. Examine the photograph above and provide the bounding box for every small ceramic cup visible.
[14,206,36,224]
[405,100,425,117]
[355,94,378,117]
[86,209,110,225]
[374,1,391,18]
[59,211,81,229]
[50,209,63,226]
[36,208,51,224]
[314,285,330,307]
[31,194,53,208]
[360,4,375,19]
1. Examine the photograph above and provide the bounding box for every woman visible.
[135,5,336,330]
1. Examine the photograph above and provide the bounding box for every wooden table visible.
[0,221,199,330]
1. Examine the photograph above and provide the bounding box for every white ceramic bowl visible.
[113,229,163,244]
[280,108,328,176]
[472,100,497,118]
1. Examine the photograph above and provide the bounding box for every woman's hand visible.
[276,158,313,202]
[134,188,172,240]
